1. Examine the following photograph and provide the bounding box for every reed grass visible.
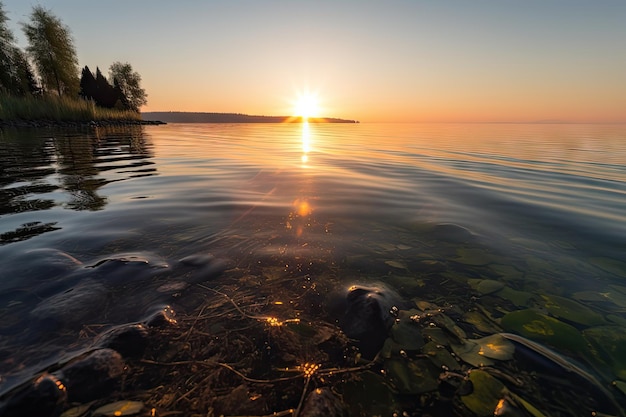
[0,95,141,122]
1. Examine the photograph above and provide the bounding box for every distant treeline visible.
[142,112,359,124]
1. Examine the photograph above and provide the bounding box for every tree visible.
[80,65,130,109]
[95,67,118,108]
[0,1,15,92]
[109,61,147,112]
[11,48,40,96]
[21,6,79,97]
[0,2,39,96]
[79,65,97,100]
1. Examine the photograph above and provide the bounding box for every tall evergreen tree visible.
[11,48,40,96]
[0,1,15,93]
[109,61,147,112]
[21,6,79,96]
[0,2,39,96]
[95,67,117,108]
[79,65,97,100]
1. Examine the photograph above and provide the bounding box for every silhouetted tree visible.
[112,77,131,110]
[109,61,147,111]
[21,6,79,96]
[79,65,97,100]
[10,48,40,96]
[94,67,117,108]
[0,1,15,93]
[1,2,39,96]
[79,65,131,109]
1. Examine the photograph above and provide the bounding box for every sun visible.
[292,93,321,119]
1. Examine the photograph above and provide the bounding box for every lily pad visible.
[468,279,505,295]
[389,317,425,351]
[385,260,408,270]
[541,294,605,326]
[462,310,502,334]
[589,257,626,278]
[422,341,461,371]
[422,327,449,346]
[495,286,534,307]
[451,340,494,367]
[474,334,515,360]
[384,358,439,394]
[573,289,626,308]
[500,309,589,354]
[505,392,549,417]
[431,313,467,342]
[93,401,144,416]
[415,300,440,311]
[456,248,492,266]
[583,326,626,380]
[491,263,525,281]
[460,369,506,417]
[340,371,397,416]
[451,334,514,367]
[607,315,626,327]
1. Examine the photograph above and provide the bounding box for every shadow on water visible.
[0,126,156,244]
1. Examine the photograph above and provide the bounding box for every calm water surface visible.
[1,123,625,415]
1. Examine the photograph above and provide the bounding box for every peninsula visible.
[141,112,359,124]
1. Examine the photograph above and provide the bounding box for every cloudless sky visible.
[3,0,626,122]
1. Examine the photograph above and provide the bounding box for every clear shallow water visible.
[1,123,626,415]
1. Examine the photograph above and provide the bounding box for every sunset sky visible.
[3,1,625,123]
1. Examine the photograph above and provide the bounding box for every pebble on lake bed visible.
[53,348,125,403]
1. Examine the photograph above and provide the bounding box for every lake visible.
[1,122,625,416]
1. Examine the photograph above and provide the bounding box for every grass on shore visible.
[0,95,141,122]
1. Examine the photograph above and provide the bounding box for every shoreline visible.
[0,119,167,129]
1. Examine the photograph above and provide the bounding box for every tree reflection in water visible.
[0,126,157,244]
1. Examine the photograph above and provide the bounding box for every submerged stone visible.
[179,252,229,283]
[143,304,177,327]
[1,248,82,283]
[0,373,67,417]
[96,323,149,358]
[330,283,406,359]
[54,348,125,403]
[29,279,107,327]
[85,252,169,285]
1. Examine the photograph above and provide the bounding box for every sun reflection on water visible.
[301,121,311,165]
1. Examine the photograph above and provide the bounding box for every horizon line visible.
[141,111,626,125]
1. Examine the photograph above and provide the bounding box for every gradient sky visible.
[3,0,626,122]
